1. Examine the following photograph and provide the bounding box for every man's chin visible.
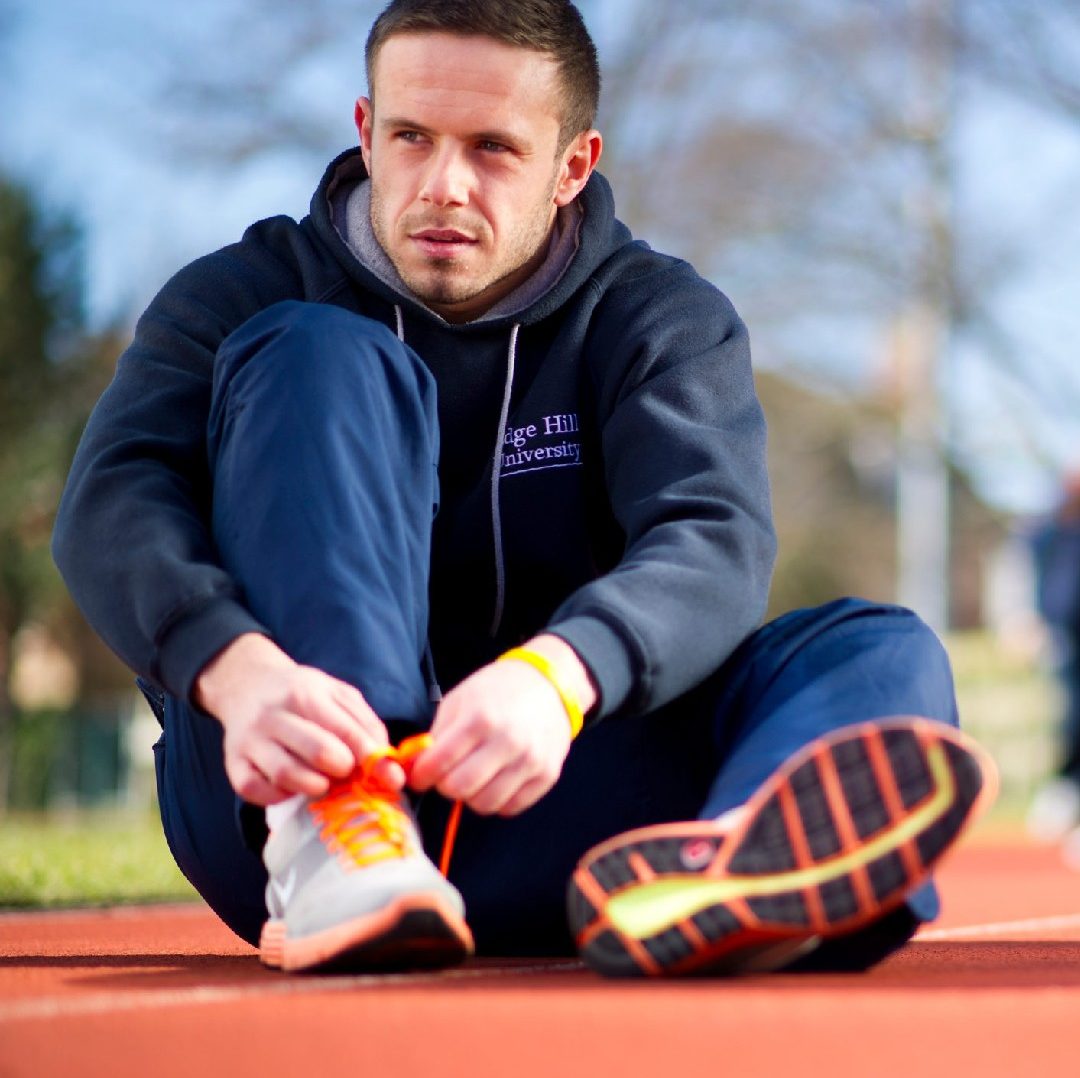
[404,274,490,313]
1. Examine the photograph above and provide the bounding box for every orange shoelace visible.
[308,734,462,876]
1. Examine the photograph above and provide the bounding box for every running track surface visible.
[2,834,1079,1078]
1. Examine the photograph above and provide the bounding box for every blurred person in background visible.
[1027,473,1080,863]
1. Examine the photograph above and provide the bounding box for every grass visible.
[946,630,1059,822]
[0,809,197,910]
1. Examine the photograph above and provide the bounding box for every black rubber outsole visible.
[305,909,473,974]
[568,718,996,978]
[260,894,474,974]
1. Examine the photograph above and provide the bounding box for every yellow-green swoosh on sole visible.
[606,741,955,940]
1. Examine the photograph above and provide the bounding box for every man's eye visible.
[478,141,508,153]
[396,131,423,143]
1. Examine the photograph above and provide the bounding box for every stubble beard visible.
[369,174,560,316]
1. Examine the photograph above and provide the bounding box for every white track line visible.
[916,912,1080,941]
[0,960,585,1023]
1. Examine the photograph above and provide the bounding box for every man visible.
[54,0,993,978]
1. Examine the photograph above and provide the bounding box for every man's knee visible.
[727,596,958,730]
[780,596,947,659]
[213,300,434,414]
[751,596,935,656]
[822,597,953,680]
[796,597,958,726]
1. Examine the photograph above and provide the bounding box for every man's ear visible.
[554,130,603,208]
[355,97,374,172]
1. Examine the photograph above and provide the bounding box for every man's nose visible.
[419,147,471,207]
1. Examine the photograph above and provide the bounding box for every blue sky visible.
[4,0,1080,515]
[2,0,341,319]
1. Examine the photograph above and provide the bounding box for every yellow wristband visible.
[498,646,585,739]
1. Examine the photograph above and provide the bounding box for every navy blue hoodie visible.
[52,149,776,723]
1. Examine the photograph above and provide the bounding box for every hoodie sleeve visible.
[546,257,776,721]
[51,221,306,700]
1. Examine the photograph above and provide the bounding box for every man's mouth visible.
[415,229,475,242]
[411,229,478,258]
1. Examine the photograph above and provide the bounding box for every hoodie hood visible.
[311,148,632,330]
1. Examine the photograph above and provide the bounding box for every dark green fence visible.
[7,708,129,811]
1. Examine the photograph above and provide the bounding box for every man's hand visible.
[409,634,597,817]
[194,633,402,805]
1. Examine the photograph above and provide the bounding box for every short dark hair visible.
[365,0,601,149]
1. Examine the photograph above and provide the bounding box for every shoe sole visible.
[260,892,474,973]
[567,717,997,977]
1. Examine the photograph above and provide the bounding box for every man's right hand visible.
[194,633,402,805]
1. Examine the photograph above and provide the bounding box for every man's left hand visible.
[409,634,596,817]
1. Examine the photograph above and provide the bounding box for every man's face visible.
[356,33,600,323]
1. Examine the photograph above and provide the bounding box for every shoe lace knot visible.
[308,734,460,874]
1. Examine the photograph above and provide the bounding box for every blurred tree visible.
[0,177,124,811]
[758,370,1006,626]
[0,179,75,808]
[961,0,1080,122]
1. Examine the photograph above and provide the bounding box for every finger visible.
[288,687,385,767]
[463,761,533,816]
[497,774,554,817]
[269,711,356,778]
[227,754,313,807]
[409,722,482,790]
[328,680,389,743]
[371,757,406,791]
[437,745,522,804]
[227,757,292,807]
[248,740,332,800]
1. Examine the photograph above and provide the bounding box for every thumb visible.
[370,757,406,792]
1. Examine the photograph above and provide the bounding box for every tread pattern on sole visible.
[568,718,995,978]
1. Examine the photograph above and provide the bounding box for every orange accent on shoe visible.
[259,919,287,968]
[815,747,877,914]
[627,850,657,883]
[865,726,925,881]
[623,933,662,975]
[316,733,463,878]
[679,917,709,952]
[776,780,828,929]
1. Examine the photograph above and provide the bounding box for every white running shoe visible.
[258,770,473,973]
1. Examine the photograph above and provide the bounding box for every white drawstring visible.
[393,303,442,703]
[488,324,520,636]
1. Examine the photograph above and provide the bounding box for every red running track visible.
[2,834,1079,1078]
